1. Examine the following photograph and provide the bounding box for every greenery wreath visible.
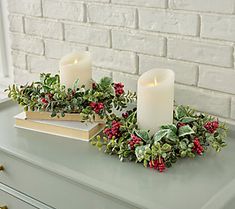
[6,73,136,121]
[91,106,227,172]
[6,74,228,172]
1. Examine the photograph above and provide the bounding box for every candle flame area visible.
[154,77,158,86]
[147,77,158,87]
[74,59,78,64]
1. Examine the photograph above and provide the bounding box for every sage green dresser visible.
[1,101,235,209]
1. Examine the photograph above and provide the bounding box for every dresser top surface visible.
[1,101,235,209]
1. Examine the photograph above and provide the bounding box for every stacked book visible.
[14,111,105,141]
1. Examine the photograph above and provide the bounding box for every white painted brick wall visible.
[8,15,24,33]
[45,40,87,59]
[92,67,112,82]
[6,0,235,123]
[11,34,44,55]
[87,4,136,28]
[139,55,198,86]
[27,55,59,73]
[201,15,235,42]
[25,18,63,40]
[139,9,199,36]
[169,0,235,14]
[43,0,84,22]
[167,38,233,67]
[175,84,231,118]
[90,47,137,74]
[112,30,166,56]
[11,51,26,69]
[65,24,110,47]
[112,0,167,8]
[8,0,42,17]
[198,66,235,94]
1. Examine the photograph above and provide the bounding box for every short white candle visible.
[137,69,175,135]
[59,52,92,89]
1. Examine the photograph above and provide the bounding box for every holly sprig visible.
[91,105,228,172]
[5,73,137,121]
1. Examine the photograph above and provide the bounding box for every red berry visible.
[177,122,186,128]
[204,120,219,134]
[193,137,204,155]
[41,98,48,104]
[114,83,124,96]
[122,112,129,118]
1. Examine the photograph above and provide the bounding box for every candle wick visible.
[74,59,78,64]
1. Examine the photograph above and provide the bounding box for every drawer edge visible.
[0,146,148,209]
[0,183,54,209]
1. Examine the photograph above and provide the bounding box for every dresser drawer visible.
[0,150,138,209]
[0,189,36,209]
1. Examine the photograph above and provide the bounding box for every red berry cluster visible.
[114,83,124,96]
[128,134,142,150]
[193,137,204,155]
[177,122,186,128]
[89,102,104,114]
[149,158,166,172]
[103,120,122,139]
[204,121,219,134]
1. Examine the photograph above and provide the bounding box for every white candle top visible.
[59,51,91,67]
[59,51,92,89]
[139,69,175,89]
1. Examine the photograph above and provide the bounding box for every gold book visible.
[15,112,105,141]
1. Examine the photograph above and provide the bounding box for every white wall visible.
[6,0,235,124]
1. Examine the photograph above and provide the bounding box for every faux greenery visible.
[5,73,137,121]
[6,74,228,172]
[91,105,228,172]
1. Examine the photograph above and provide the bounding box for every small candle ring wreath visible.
[5,73,137,121]
[6,74,228,173]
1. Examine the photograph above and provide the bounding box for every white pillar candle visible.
[59,52,92,89]
[137,69,175,135]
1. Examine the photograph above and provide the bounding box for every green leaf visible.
[179,141,187,149]
[73,79,79,90]
[161,124,177,133]
[153,129,168,142]
[166,130,178,142]
[134,130,150,143]
[178,125,195,137]
[100,77,112,88]
[135,145,150,162]
[180,151,187,158]
[180,117,197,123]
[162,143,171,152]
[175,105,187,120]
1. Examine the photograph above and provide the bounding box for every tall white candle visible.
[137,69,175,135]
[59,52,92,89]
